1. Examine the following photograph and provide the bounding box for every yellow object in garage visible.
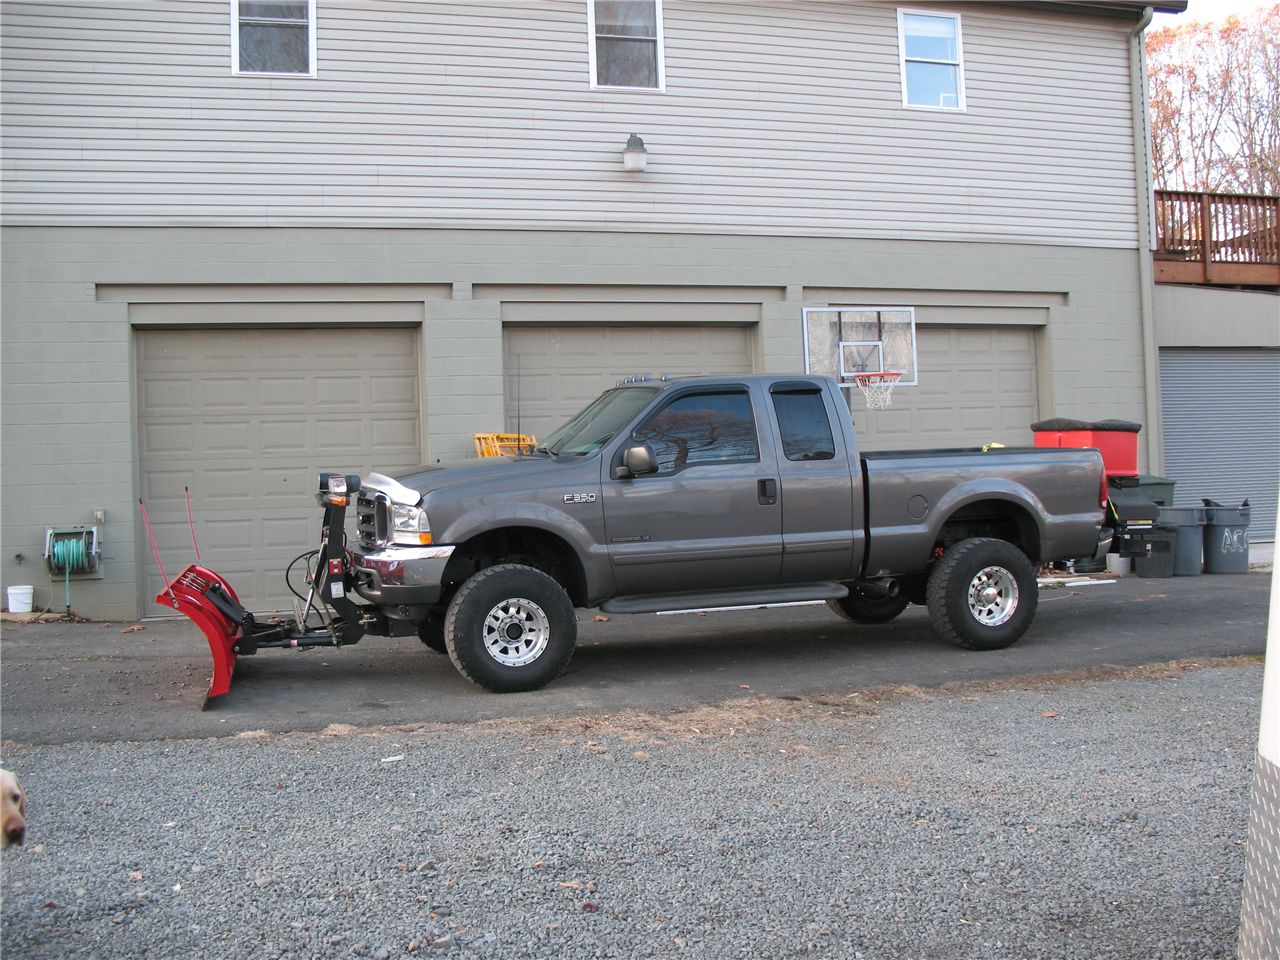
[474,433,537,458]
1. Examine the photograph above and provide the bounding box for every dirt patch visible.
[257,655,1262,746]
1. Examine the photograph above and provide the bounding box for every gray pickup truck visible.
[344,375,1109,692]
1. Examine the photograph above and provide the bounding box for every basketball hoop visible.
[850,371,902,410]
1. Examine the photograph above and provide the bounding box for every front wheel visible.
[443,564,577,692]
[926,538,1037,651]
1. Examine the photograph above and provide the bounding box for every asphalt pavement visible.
[1,569,1270,746]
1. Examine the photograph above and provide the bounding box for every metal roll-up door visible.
[137,327,422,611]
[1160,349,1280,541]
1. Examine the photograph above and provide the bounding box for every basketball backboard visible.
[803,307,919,391]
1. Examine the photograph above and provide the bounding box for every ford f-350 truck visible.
[333,374,1110,693]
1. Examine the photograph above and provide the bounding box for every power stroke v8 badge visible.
[563,492,597,504]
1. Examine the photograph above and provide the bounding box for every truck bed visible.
[860,445,1106,577]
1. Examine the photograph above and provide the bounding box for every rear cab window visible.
[771,388,836,462]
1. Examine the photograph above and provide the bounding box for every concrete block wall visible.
[1,226,1149,618]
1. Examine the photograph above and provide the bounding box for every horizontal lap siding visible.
[2,0,1138,245]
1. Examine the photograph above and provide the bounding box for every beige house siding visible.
[2,0,1140,245]
[1154,285,1280,349]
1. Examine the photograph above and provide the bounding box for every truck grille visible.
[356,492,389,548]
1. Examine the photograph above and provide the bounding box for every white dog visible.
[1,768,26,848]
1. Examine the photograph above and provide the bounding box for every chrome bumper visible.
[348,543,455,609]
[1093,528,1115,560]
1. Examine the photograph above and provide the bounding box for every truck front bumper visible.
[348,543,455,608]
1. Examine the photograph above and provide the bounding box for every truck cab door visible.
[602,386,783,595]
[767,382,862,583]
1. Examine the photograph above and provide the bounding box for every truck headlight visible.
[390,504,432,546]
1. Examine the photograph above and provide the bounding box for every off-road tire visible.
[443,564,577,692]
[416,612,447,654]
[926,537,1037,651]
[827,590,911,625]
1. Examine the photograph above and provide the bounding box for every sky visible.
[1152,0,1274,28]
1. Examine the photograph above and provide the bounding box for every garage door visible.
[137,327,422,611]
[851,326,1039,451]
[1161,348,1279,542]
[503,324,755,441]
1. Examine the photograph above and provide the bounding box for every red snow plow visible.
[150,473,398,707]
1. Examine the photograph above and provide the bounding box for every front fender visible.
[437,502,611,602]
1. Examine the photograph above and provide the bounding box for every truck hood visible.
[390,455,584,499]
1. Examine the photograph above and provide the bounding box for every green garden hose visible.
[51,536,89,617]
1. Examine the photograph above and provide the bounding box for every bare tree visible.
[1147,4,1279,194]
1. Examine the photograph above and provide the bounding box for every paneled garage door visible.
[503,324,755,441]
[136,327,421,611]
[851,326,1039,451]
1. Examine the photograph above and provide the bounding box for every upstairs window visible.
[589,0,665,90]
[233,0,316,76]
[898,9,965,110]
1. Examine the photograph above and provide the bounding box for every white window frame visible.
[231,0,318,78]
[897,8,966,112]
[587,0,666,93]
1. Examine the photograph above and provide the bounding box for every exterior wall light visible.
[622,134,648,172]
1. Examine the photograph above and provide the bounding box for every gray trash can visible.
[1201,499,1251,574]
[1157,506,1205,576]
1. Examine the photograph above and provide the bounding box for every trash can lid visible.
[1030,418,1142,433]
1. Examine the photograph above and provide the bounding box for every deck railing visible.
[1154,190,1280,286]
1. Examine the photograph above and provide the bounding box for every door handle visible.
[758,478,778,505]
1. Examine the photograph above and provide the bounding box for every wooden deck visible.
[1155,190,1280,288]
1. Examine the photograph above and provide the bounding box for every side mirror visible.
[612,443,658,479]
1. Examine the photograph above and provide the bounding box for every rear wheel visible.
[443,564,577,692]
[926,537,1037,651]
[827,590,910,625]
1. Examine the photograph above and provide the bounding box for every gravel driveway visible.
[1,660,1261,960]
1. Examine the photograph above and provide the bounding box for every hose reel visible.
[43,526,102,619]
[44,527,102,578]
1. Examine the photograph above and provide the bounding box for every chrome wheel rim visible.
[482,597,551,667]
[967,566,1018,627]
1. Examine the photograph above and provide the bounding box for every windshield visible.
[538,387,659,457]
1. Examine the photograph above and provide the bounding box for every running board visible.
[600,581,848,616]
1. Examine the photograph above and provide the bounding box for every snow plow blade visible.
[155,564,248,708]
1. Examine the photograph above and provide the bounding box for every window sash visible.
[588,0,665,91]
[897,8,965,111]
[232,0,316,77]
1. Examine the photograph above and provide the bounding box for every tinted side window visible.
[634,391,759,474]
[772,390,836,462]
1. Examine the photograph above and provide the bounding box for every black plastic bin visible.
[1202,499,1251,574]
[1129,527,1176,578]
[1157,506,1205,576]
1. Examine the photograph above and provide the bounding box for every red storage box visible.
[1031,418,1140,480]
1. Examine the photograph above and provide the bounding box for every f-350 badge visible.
[563,492,597,504]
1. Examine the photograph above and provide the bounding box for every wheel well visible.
[936,500,1041,561]
[440,527,588,607]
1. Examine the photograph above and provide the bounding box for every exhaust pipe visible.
[855,578,900,598]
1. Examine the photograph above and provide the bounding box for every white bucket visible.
[6,585,34,613]
[1105,554,1130,576]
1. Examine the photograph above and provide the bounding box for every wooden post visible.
[1200,191,1214,283]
